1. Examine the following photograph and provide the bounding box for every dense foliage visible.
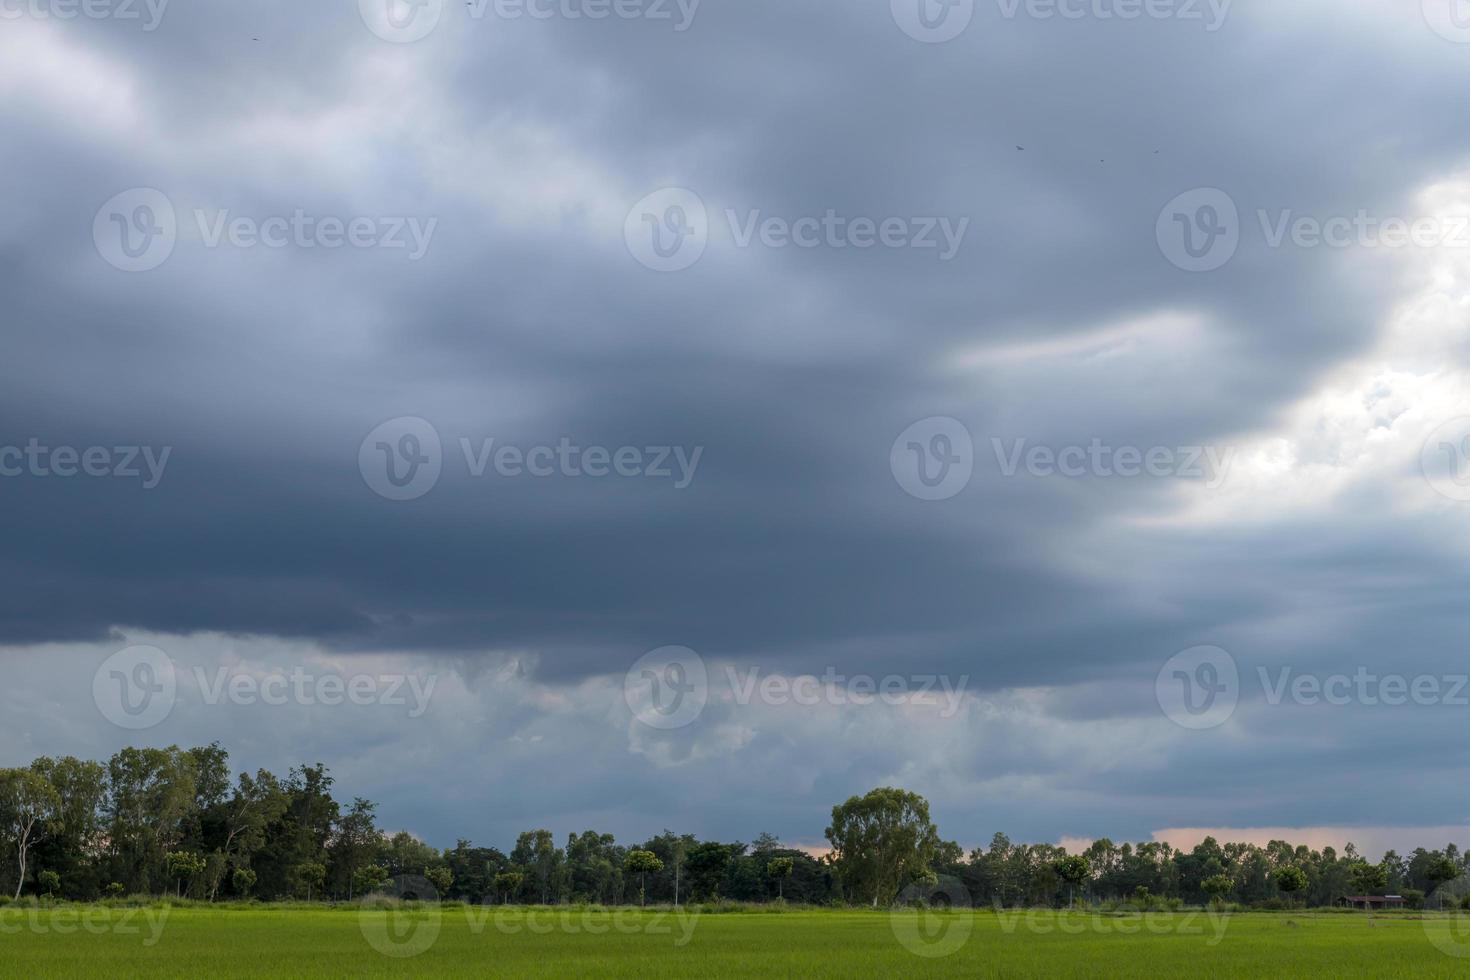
[1,746,1465,907]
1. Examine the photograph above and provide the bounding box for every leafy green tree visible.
[565,831,622,904]
[166,851,207,897]
[382,832,439,880]
[1273,865,1307,905]
[767,857,795,900]
[686,842,732,902]
[232,867,257,898]
[258,765,339,900]
[752,833,781,856]
[1349,860,1388,895]
[217,771,289,882]
[1201,874,1233,905]
[511,830,563,905]
[638,831,696,905]
[1348,860,1389,915]
[1427,856,1459,909]
[29,757,106,899]
[1175,837,1229,903]
[0,768,61,899]
[824,787,939,907]
[38,870,60,897]
[333,798,381,899]
[352,864,390,896]
[425,865,454,898]
[494,870,524,905]
[105,747,197,895]
[186,744,231,811]
[444,840,509,903]
[291,862,327,902]
[1054,854,1091,907]
[625,850,664,906]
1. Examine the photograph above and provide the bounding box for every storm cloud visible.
[4,0,1470,851]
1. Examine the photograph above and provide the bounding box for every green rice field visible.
[3,905,1470,978]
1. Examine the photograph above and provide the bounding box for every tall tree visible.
[105,747,197,895]
[625,850,663,906]
[1273,865,1307,906]
[493,870,524,905]
[290,861,327,902]
[332,798,381,899]
[1426,855,1459,909]
[255,764,339,899]
[1054,854,1091,907]
[29,757,105,897]
[511,830,562,905]
[445,839,509,902]
[685,842,732,902]
[767,857,794,900]
[0,769,60,899]
[566,831,622,904]
[825,787,939,907]
[166,851,207,898]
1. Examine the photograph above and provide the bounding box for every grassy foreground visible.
[4,905,1470,978]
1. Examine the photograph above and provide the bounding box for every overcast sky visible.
[6,0,1470,857]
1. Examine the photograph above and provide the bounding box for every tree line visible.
[0,745,823,905]
[1,749,1464,908]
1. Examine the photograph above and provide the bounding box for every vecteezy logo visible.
[1156,645,1238,730]
[1156,188,1239,272]
[890,879,973,958]
[93,189,177,273]
[890,417,974,501]
[1423,0,1470,43]
[624,646,708,730]
[624,188,708,272]
[891,0,974,43]
[93,645,177,730]
[1421,418,1470,502]
[359,417,443,501]
[359,874,442,958]
[359,0,444,43]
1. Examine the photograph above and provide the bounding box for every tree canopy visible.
[2,746,1466,910]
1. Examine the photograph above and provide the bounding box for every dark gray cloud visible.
[4,0,1470,851]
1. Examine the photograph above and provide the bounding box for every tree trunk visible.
[14,840,24,901]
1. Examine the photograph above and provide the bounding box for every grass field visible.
[4,905,1470,977]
